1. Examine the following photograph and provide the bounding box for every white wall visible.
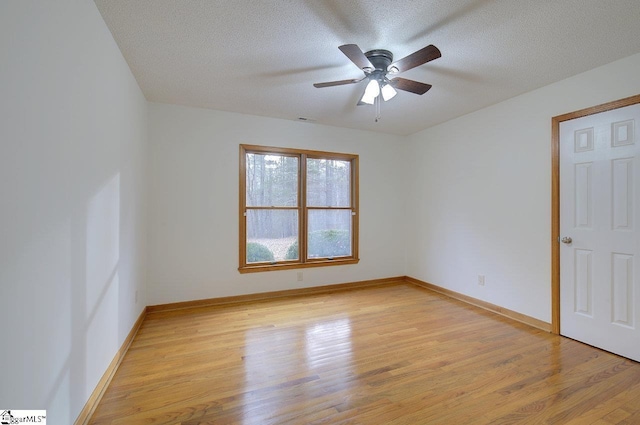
[147,103,406,305]
[0,1,147,423]
[405,52,640,323]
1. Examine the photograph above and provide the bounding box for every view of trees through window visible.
[241,146,357,269]
[306,157,352,259]
[246,153,299,261]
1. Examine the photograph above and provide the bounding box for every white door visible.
[560,102,640,362]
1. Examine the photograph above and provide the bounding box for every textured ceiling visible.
[94,0,640,136]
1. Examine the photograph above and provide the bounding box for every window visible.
[239,144,359,272]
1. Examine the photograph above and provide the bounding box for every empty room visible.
[2,0,640,424]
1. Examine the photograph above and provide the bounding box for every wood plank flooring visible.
[89,282,640,424]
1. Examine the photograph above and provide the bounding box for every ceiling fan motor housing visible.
[364,49,393,73]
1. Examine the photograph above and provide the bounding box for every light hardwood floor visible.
[89,282,640,424]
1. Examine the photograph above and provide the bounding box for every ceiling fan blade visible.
[389,45,441,73]
[389,77,432,95]
[313,78,363,88]
[339,44,374,71]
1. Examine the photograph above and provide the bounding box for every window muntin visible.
[240,145,359,272]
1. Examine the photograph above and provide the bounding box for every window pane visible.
[307,159,351,207]
[307,209,352,259]
[246,209,299,262]
[246,153,298,207]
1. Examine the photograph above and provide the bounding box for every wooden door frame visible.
[551,94,640,334]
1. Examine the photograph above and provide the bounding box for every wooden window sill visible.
[238,258,360,274]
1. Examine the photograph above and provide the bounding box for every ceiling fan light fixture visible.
[313,43,441,119]
[360,79,380,105]
[381,82,397,101]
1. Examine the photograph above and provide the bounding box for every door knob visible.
[561,236,572,244]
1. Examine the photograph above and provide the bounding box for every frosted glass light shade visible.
[360,79,380,105]
[381,83,397,101]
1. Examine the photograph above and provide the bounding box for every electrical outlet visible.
[297,271,303,282]
[478,275,485,286]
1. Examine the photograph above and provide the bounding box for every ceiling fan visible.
[314,44,441,108]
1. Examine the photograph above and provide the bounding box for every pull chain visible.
[375,94,381,122]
